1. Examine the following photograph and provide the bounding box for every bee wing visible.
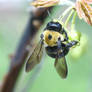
[54,57,68,78]
[26,41,44,72]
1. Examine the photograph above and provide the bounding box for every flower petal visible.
[76,1,84,19]
[31,0,60,8]
[85,0,92,4]
[81,1,92,25]
[76,0,92,25]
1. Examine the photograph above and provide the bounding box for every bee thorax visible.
[42,30,64,47]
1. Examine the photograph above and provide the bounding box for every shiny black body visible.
[45,21,62,32]
[44,21,78,58]
[26,21,78,78]
[45,44,69,58]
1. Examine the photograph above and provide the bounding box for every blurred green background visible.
[0,1,92,92]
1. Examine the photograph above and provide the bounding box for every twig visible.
[0,8,52,92]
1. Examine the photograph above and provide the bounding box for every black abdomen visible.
[45,44,69,58]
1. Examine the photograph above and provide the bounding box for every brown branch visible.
[0,8,52,92]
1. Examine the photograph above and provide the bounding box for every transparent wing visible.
[26,41,44,72]
[54,57,68,78]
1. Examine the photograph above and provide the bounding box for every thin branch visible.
[0,8,52,92]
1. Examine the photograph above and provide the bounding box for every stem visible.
[71,11,77,30]
[65,9,74,27]
[59,6,74,21]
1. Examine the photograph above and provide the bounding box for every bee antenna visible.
[47,10,53,20]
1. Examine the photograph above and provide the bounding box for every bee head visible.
[42,30,64,47]
[45,21,62,32]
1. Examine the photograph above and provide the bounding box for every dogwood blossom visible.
[31,0,60,8]
[75,0,92,25]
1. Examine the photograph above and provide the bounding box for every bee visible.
[25,20,78,78]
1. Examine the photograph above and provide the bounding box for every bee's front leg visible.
[40,33,44,40]
[61,28,68,41]
[66,40,78,48]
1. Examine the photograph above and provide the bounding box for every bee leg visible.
[57,39,62,49]
[61,28,68,41]
[40,34,44,40]
[40,34,44,44]
[66,40,78,48]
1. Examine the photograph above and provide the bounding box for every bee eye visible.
[58,37,61,40]
[48,34,52,40]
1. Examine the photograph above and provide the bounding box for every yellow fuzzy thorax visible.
[43,30,64,47]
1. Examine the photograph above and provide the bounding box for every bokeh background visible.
[0,0,92,92]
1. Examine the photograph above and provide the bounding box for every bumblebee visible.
[26,20,78,78]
